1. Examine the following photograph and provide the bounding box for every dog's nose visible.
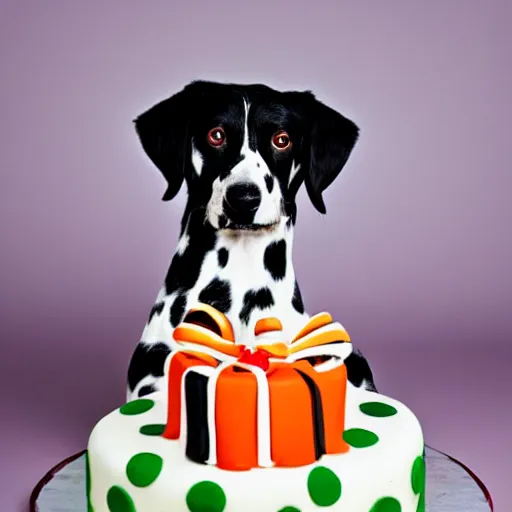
[225,183,261,213]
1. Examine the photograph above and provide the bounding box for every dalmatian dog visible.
[127,80,376,402]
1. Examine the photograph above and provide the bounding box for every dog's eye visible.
[271,131,291,151]
[207,127,226,147]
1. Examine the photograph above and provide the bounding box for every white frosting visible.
[205,361,232,465]
[204,361,273,468]
[231,362,273,468]
[88,386,424,512]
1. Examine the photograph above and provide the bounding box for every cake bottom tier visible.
[87,387,425,512]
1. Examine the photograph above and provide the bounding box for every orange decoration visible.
[288,327,351,354]
[255,317,283,336]
[163,351,217,440]
[214,367,259,470]
[253,342,289,358]
[292,312,333,342]
[295,360,350,455]
[173,324,242,357]
[267,364,318,466]
[186,304,235,342]
[165,304,352,470]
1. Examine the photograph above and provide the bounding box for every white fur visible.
[289,161,301,187]
[191,142,203,176]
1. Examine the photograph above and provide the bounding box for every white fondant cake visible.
[87,308,425,512]
[87,388,424,511]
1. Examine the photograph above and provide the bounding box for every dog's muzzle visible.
[222,183,262,227]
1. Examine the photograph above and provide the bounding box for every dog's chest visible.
[190,233,305,343]
[142,227,308,346]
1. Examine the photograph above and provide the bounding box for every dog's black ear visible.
[303,93,360,214]
[134,84,198,201]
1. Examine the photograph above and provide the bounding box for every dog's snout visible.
[225,183,261,213]
[223,183,262,226]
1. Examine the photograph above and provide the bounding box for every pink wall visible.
[1,1,510,510]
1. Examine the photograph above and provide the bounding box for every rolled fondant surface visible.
[87,385,425,512]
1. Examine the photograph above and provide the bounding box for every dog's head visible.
[134,80,359,231]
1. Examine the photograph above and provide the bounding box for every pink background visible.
[1,1,510,510]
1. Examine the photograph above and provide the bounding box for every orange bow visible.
[171,303,351,366]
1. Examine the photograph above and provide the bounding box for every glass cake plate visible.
[30,446,492,512]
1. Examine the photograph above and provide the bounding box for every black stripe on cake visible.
[295,369,326,460]
[184,370,210,463]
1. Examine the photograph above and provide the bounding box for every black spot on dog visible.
[220,154,245,181]
[264,174,274,193]
[218,215,228,229]
[217,248,229,268]
[164,209,217,295]
[148,301,165,322]
[239,288,275,324]
[264,240,287,280]
[198,278,232,313]
[286,217,293,229]
[127,342,171,392]
[138,384,157,397]
[344,349,377,392]
[292,280,305,314]
[256,162,260,168]
[170,294,187,327]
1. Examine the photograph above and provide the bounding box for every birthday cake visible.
[86,305,425,511]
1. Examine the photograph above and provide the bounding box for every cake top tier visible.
[163,305,354,470]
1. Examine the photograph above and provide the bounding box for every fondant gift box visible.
[162,304,353,471]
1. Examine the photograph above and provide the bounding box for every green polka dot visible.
[411,456,426,495]
[416,491,425,512]
[106,486,136,512]
[369,497,402,512]
[343,428,379,448]
[119,398,154,415]
[278,508,301,512]
[85,451,93,512]
[139,424,165,436]
[126,452,163,487]
[359,401,398,417]
[307,466,342,506]
[186,480,226,512]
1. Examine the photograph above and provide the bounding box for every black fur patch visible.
[218,215,228,229]
[217,248,229,268]
[138,384,157,397]
[292,280,305,314]
[170,294,187,327]
[127,342,171,392]
[264,239,287,280]
[344,349,377,391]
[164,209,217,295]
[148,301,164,322]
[264,174,274,193]
[198,278,232,313]
[239,288,275,324]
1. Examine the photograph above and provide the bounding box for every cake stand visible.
[30,446,492,511]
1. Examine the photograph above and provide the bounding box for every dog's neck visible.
[144,206,308,346]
